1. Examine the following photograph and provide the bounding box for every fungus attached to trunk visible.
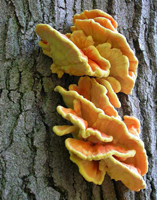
[53,82,148,176]
[65,138,136,161]
[68,76,120,117]
[103,156,146,191]
[54,100,148,176]
[35,9,148,191]
[35,24,110,78]
[72,9,118,30]
[70,153,106,185]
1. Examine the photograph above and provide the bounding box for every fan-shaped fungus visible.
[35,9,148,191]
[35,24,110,78]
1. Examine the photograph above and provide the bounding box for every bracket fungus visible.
[35,24,110,78]
[53,89,148,175]
[35,9,148,191]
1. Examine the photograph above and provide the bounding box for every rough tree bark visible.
[0,0,156,199]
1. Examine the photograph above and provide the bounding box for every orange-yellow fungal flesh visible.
[65,138,136,161]
[103,156,146,191]
[56,106,111,143]
[94,17,117,32]
[79,128,113,143]
[96,43,135,94]
[53,125,77,136]
[36,9,148,191]
[72,19,138,71]
[70,153,106,185]
[66,30,94,50]
[68,13,137,94]
[73,9,117,29]
[92,113,148,176]
[69,76,119,117]
[70,153,146,190]
[55,91,148,175]
[67,25,135,94]
[71,19,138,93]
[123,116,140,137]
[96,78,121,108]
[57,106,88,130]
[38,40,51,57]
[83,45,110,71]
[35,24,110,78]
[104,77,121,93]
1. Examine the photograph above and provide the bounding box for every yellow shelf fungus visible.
[35,24,110,78]
[35,9,148,191]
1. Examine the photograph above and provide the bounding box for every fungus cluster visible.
[35,9,148,191]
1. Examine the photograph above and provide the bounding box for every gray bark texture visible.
[0,0,156,199]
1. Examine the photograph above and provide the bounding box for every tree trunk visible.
[0,0,156,199]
